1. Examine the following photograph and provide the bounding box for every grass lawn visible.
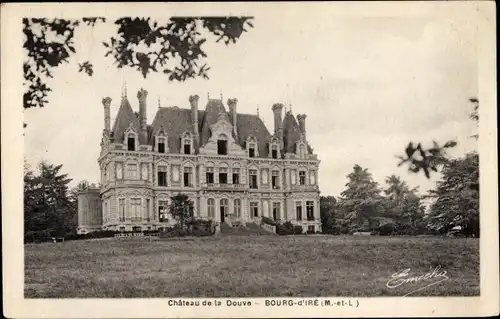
[24,235,479,298]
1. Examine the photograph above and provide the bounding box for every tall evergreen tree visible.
[338,165,385,232]
[426,152,479,237]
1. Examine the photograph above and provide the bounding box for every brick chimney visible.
[272,103,284,147]
[137,88,148,143]
[102,97,112,137]
[227,98,238,137]
[189,94,200,140]
[297,114,307,140]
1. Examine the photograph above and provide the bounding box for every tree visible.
[23,16,254,109]
[337,165,385,232]
[426,152,479,237]
[24,161,76,241]
[168,193,194,230]
[383,174,426,234]
[319,196,337,234]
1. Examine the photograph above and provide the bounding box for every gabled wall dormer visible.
[155,128,168,154]
[199,112,245,156]
[181,131,194,155]
[124,124,139,151]
[268,136,281,159]
[246,136,259,158]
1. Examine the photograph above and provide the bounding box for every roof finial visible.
[220,89,223,101]
[157,95,161,108]
[207,92,210,100]
[123,81,128,98]
[257,105,260,118]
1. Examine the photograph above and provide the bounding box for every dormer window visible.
[269,137,280,159]
[158,138,165,153]
[181,132,193,155]
[127,135,135,151]
[217,134,228,155]
[271,145,278,159]
[246,136,258,158]
[299,144,306,158]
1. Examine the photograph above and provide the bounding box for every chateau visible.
[77,89,321,234]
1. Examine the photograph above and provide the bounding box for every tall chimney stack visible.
[189,94,200,141]
[102,97,112,137]
[137,89,148,144]
[272,103,284,147]
[227,98,238,137]
[297,114,307,140]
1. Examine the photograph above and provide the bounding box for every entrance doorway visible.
[220,198,228,223]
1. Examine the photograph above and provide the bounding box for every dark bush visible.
[276,221,296,235]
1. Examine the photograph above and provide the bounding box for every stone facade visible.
[79,89,321,233]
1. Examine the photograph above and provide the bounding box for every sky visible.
[23,4,479,197]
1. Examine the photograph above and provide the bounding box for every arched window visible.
[234,199,241,217]
[207,198,215,219]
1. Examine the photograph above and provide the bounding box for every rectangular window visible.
[206,167,214,184]
[249,169,258,189]
[158,200,168,222]
[249,147,255,158]
[184,167,193,187]
[158,166,167,186]
[271,170,279,189]
[184,143,191,154]
[250,202,259,218]
[219,168,228,184]
[127,137,135,151]
[127,164,137,179]
[291,169,297,185]
[299,171,306,185]
[296,202,302,221]
[234,199,241,217]
[271,146,278,159]
[308,225,315,233]
[104,202,108,222]
[306,201,314,220]
[232,168,240,184]
[119,198,125,222]
[130,198,141,221]
[272,202,281,220]
[207,198,215,218]
[132,226,142,232]
[217,140,228,155]
[158,141,165,153]
[119,226,125,232]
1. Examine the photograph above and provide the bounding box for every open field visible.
[25,235,479,298]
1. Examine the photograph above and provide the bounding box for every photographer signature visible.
[386,265,449,296]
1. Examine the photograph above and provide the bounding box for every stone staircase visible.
[219,222,275,236]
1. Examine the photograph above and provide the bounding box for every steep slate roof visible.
[111,97,308,157]
[111,96,142,144]
[283,111,302,153]
[235,113,272,157]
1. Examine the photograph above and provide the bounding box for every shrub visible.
[276,221,296,235]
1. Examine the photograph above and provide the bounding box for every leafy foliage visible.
[23,16,253,108]
[24,161,77,242]
[168,193,195,230]
[426,152,479,237]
